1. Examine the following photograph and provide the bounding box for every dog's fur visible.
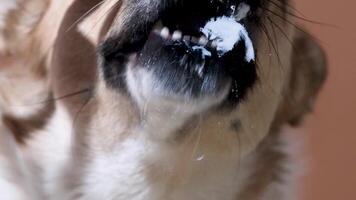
[0,0,326,199]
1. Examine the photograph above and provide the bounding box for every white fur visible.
[0,0,19,49]
[80,137,152,200]
[80,131,257,200]
[0,0,19,28]
[261,128,306,200]
[0,103,73,199]
[126,65,230,140]
[0,120,41,200]
[24,103,73,197]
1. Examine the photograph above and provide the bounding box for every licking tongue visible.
[198,16,255,62]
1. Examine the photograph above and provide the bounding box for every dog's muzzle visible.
[100,0,258,104]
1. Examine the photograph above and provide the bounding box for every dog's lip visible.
[136,22,229,79]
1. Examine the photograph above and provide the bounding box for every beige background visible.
[295,0,356,199]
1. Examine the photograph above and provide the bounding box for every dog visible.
[0,0,326,199]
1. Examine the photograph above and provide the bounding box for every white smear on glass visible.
[200,16,255,62]
[235,3,251,21]
[196,155,205,161]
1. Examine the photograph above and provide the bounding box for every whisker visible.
[268,16,280,50]
[190,115,203,162]
[263,7,324,44]
[256,22,272,55]
[258,19,288,78]
[267,0,339,28]
[255,22,274,77]
[266,15,286,75]
[66,0,106,33]
[81,0,123,39]
[13,88,93,107]
[259,22,282,68]
[267,0,306,18]
[72,94,93,128]
[266,16,297,52]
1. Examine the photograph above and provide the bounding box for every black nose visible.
[161,0,236,37]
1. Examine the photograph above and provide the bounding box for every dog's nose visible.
[161,0,233,37]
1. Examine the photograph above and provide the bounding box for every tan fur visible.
[0,0,49,75]
[0,0,326,199]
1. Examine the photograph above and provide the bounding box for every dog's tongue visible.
[199,16,255,62]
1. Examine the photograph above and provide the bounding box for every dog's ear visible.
[275,29,327,127]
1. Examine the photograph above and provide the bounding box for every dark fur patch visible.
[231,119,242,132]
[2,99,55,144]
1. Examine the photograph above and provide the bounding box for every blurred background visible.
[295,0,356,199]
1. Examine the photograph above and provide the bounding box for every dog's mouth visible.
[100,0,259,105]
